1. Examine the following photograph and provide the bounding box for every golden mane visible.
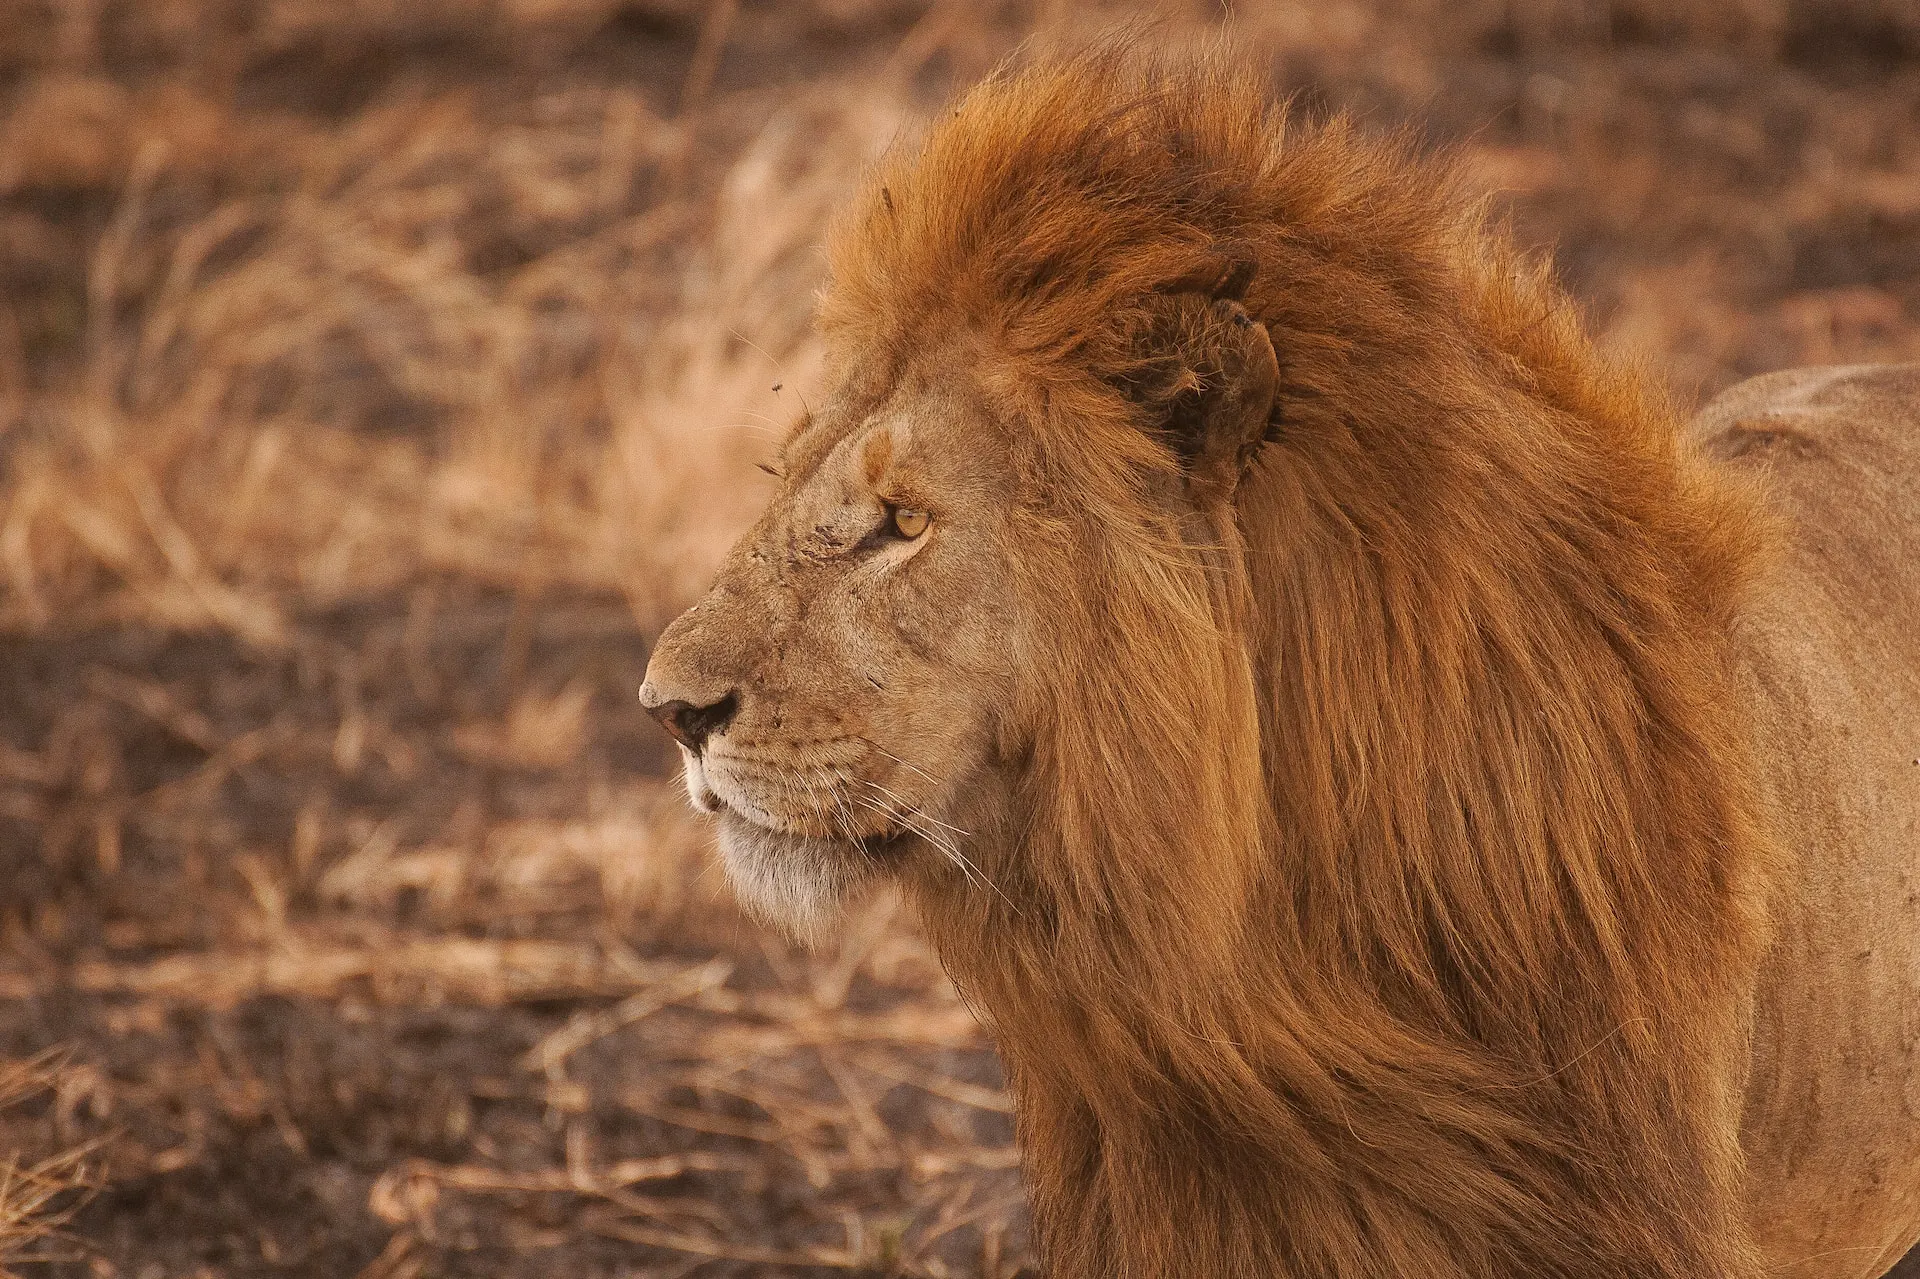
[821,48,1780,1277]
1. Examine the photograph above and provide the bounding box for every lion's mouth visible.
[697,773,915,861]
[687,750,922,861]
[853,826,915,859]
[715,802,913,859]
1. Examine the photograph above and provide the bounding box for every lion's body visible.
[643,49,1920,1279]
[1694,365,1920,1278]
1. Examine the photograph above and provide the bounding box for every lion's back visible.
[1691,365,1920,1279]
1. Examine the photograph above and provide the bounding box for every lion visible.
[639,49,1920,1279]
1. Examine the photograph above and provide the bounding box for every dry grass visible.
[0,1054,99,1276]
[0,0,1915,1274]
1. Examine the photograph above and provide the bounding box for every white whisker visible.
[849,790,977,886]
[856,737,963,807]
[861,772,973,840]
[854,779,1016,913]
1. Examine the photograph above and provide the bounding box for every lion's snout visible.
[642,690,738,753]
[639,599,750,755]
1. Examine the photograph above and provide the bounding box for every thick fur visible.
[643,48,1920,1279]
[819,50,1777,1278]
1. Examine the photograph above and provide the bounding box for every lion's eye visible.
[890,507,930,539]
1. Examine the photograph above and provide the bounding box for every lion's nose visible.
[641,687,739,754]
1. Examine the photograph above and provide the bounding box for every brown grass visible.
[0,1054,99,1276]
[0,0,1914,1275]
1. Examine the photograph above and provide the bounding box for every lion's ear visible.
[1117,292,1280,503]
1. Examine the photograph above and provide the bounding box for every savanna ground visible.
[0,0,1915,1274]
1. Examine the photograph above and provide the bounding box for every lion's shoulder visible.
[1699,366,1920,1275]
[1693,362,1920,634]
[1690,363,1920,471]
[1690,363,1920,611]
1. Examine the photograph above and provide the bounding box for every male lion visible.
[639,50,1920,1279]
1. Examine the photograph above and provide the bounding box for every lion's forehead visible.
[782,396,892,485]
[784,365,1001,492]
[765,418,953,552]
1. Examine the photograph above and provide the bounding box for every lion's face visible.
[640,367,1027,937]
[643,270,1278,940]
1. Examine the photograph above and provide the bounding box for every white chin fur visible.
[680,747,720,812]
[715,816,869,944]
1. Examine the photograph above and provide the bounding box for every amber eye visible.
[890,506,930,539]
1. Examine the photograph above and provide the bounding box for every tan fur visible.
[1692,365,1920,1279]
[641,48,1920,1278]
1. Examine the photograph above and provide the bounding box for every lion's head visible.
[636,345,1028,936]
[640,275,1280,939]
[641,53,1326,947]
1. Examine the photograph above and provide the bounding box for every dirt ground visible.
[0,1,1915,1275]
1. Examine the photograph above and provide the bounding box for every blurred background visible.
[0,0,1914,1274]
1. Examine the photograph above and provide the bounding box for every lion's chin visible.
[714,812,879,944]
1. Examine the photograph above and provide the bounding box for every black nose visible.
[646,691,739,754]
